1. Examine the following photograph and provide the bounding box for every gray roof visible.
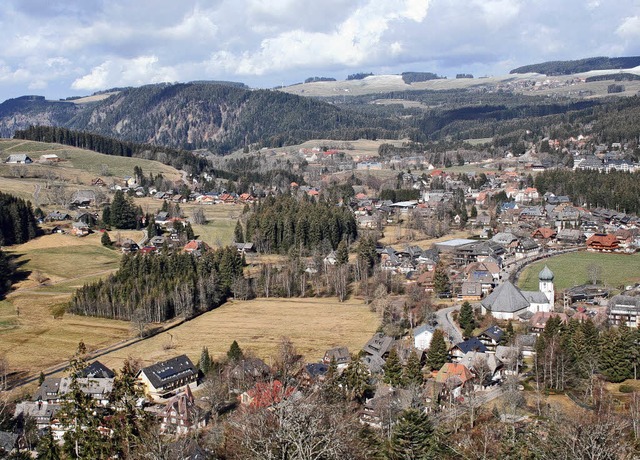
[480,325,504,342]
[481,281,530,313]
[138,354,198,390]
[413,324,435,337]
[80,361,115,379]
[521,290,550,304]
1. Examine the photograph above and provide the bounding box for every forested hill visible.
[510,56,640,75]
[0,82,406,154]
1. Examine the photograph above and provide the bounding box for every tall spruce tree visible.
[234,220,244,243]
[383,348,404,387]
[227,340,244,362]
[387,409,438,460]
[433,262,451,295]
[458,301,475,337]
[426,329,448,371]
[403,350,424,386]
[199,346,212,375]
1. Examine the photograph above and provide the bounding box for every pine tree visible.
[336,239,349,265]
[36,429,61,460]
[458,301,475,337]
[341,358,371,402]
[426,329,448,371]
[234,220,244,243]
[403,350,424,386]
[227,340,244,362]
[101,231,112,247]
[433,262,451,295]
[387,409,438,460]
[383,348,404,387]
[38,371,45,386]
[199,346,212,375]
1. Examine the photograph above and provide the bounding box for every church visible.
[480,266,555,320]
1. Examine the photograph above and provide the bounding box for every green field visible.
[518,251,640,291]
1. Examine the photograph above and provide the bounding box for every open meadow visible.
[518,251,640,291]
[97,297,380,370]
[0,233,132,375]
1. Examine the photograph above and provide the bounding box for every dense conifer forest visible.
[244,195,358,254]
[69,247,244,322]
[0,191,39,246]
[535,169,640,213]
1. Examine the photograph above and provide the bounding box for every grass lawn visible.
[518,251,640,291]
[0,233,131,374]
[98,297,380,370]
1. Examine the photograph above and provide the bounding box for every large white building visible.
[481,266,555,320]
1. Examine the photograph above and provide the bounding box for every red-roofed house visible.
[586,233,619,252]
[532,227,557,240]
[240,380,295,409]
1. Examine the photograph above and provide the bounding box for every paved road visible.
[435,304,463,344]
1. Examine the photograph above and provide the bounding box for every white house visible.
[480,266,554,320]
[413,324,435,350]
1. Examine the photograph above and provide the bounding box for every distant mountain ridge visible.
[0,82,403,154]
[510,56,640,76]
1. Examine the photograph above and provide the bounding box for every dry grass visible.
[379,225,473,249]
[0,139,181,202]
[98,297,380,370]
[0,233,131,373]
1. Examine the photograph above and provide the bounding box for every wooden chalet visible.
[586,233,619,252]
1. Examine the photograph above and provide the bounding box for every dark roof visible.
[138,354,197,390]
[453,337,487,354]
[80,361,115,379]
[363,333,394,358]
[479,325,504,343]
[304,363,329,379]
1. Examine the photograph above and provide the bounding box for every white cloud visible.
[211,0,431,75]
[72,56,179,91]
[1,0,640,101]
[617,16,640,39]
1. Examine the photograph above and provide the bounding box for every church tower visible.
[538,265,555,309]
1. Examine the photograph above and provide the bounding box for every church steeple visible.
[539,265,555,307]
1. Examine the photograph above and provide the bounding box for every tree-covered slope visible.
[510,56,640,75]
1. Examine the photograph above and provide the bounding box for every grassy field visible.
[0,139,181,203]
[518,251,640,291]
[98,297,380,370]
[0,233,131,373]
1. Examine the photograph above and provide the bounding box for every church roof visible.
[538,265,554,281]
[481,281,530,313]
[522,291,550,304]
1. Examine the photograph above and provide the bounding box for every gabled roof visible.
[479,325,504,343]
[453,337,487,354]
[323,347,351,364]
[481,281,530,313]
[138,355,197,390]
[435,363,474,385]
[80,361,115,379]
[363,333,394,358]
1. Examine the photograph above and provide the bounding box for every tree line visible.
[243,195,358,254]
[534,169,640,214]
[0,191,39,246]
[69,247,244,322]
[534,316,640,397]
[13,125,229,179]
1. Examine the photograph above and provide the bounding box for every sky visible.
[1,0,640,102]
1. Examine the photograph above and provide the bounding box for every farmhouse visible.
[4,154,32,164]
[586,233,619,252]
[480,266,555,320]
[136,355,198,402]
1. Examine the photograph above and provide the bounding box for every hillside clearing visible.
[98,297,380,370]
[0,233,130,373]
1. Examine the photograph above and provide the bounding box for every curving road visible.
[435,304,463,345]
